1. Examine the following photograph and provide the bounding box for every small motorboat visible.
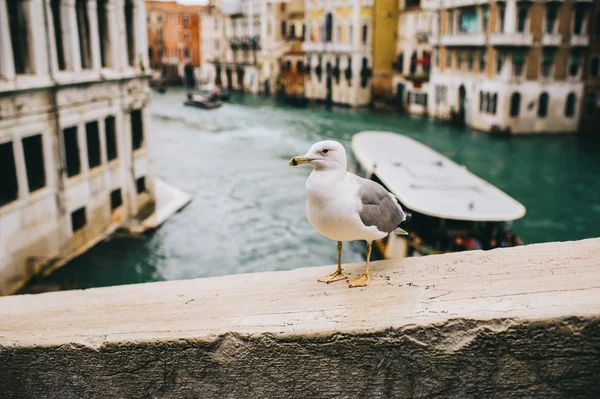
[199,84,230,101]
[184,93,222,110]
[351,131,526,258]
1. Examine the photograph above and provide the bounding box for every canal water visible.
[25,89,600,292]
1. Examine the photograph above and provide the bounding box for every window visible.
[497,54,504,74]
[541,52,553,78]
[136,177,146,194]
[290,24,296,38]
[51,0,66,71]
[75,0,92,69]
[448,10,454,33]
[479,52,486,73]
[110,189,122,211]
[458,10,479,34]
[22,134,46,193]
[131,109,144,150]
[184,30,190,41]
[591,57,600,77]
[517,7,527,33]
[148,47,153,59]
[498,7,505,33]
[0,142,19,206]
[325,13,333,42]
[510,92,521,117]
[296,60,304,73]
[105,116,117,161]
[467,52,474,71]
[513,54,524,77]
[490,93,497,114]
[574,8,586,35]
[71,207,86,232]
[285,60,292,72]
[596,12,600,38]
[183,15,189,27]
[125,0,136,66]
[569,53,580,77]
[546,6,557,33]
[281,21,287,37]
[184,48,190,58]
[538,92,549,117]
[565,93,576,118]
[86,121,101,169]
[585,93,597,115]
[446,52,452,68]
[7,0,33,74]
[97,0,112,68]
[479,91,485,112]
[63,126,81,177]
[457,52,463,70]
[482,7,489,33]
[410,51,417,74]
[362,24,368,44]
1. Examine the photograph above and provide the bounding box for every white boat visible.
[351,131,526,258]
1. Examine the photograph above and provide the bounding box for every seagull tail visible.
[393,227,409,236]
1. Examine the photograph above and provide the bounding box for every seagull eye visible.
[322,148,329,154]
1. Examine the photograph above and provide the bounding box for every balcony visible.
[541,33,562,47]
[302,42,354,53]
[489,32,533,47]
[302,42,324,52]
[439,33,485,47]
[442,0,488,8]
[570,35,589,47]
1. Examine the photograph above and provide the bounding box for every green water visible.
[25,90,600,292]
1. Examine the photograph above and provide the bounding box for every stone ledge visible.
[1,238,599,398]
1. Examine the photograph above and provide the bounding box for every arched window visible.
[286,60,292,72]
[538,92,549,117]
[485,92,491,113]
[510,92,520,117]
[290,24,296,38]
[362,24,368,44]
[296,60,304,73]
[479,91,484,111]
[325,13,333,42]
[565,92,576,117]
[491,93,497,114]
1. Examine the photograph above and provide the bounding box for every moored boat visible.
[183,93,222,110]
[351,131,526,258]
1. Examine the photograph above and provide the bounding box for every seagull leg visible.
[348,242,372,288]
[318,241,347,283]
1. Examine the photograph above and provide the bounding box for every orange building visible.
[146,1,206,85]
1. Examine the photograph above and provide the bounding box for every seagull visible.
[290,140,408,288]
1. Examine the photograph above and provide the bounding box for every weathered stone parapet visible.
[1,238,599,398]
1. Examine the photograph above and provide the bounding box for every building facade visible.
[303,0,397,107]
[146,0,206,85]
[0,0,155,295]
[429,0,593,134]
[199,0,227,86]
[580,1,600,134]
[392,0,435,115]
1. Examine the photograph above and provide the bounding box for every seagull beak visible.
[289,156,312,166]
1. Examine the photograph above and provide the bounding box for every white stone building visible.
[303,0,374,106]
[428,0,590,134]
[392,0,436,115]
[199,0,227,85]
[0,0,155,295]
[200,0,299,94]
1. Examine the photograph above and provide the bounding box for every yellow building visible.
[303,0,397,106]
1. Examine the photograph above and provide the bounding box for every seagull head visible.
[289,140,347,171]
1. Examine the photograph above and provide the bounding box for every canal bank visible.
[22,90,600,293]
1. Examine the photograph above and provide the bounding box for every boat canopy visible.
[351,131,526,222]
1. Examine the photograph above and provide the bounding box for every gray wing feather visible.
[357,178,407,233]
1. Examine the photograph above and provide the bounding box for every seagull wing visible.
[355,176,407,234]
